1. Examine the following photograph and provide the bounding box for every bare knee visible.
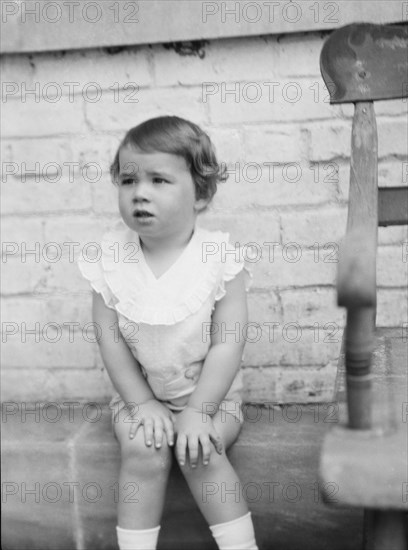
[119,430,173,477]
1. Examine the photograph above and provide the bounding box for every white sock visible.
[209,511,258,550]
[116,525,160,550]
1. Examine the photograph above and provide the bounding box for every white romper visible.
[77,219,252,424]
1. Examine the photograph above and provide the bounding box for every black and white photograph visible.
[1,1,408,548]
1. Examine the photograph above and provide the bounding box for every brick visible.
[1,295,93,328]
[281,207,348,246]
[373,99,408,117]
[42,216,109,254]
[1,368,112,402]
[1,335,95,368]
[44,256,91,293]
[242,366,278,401]
[50,368,113,401]
[243,362,338,403]
[70,133,123,176]
[281,288,345,326]
[278,327,343,366]
[243,124,304,163]
[2,296,48,325]
[152,36,279,87]
[339,104,354,119]
[310,117,407,162]
[378,225,408,246]
[378,159,408,188]
[276,34,324,78]
[1,136,116,198]
[1,217,45,255]
[1,96,87,138]
[208,78,341,125]
[86,87,208,132]
[1,47,151,94]
[92,178,120,214]
[308,121,351,161]
[257,247,338,288]
[212,164,338,211]
[203,126,243,165]
[1,260,48,295]
[377,289,408,327]
[1,177,92,215]
[197,211,280,246]
[377,245,408,287]
[1,138,74,177]
[243,323,343,369]
[243,291,282,367]
[275,362,338,402]
[377,119,408,158]
[1,216,113,294]
[198,243,337,292]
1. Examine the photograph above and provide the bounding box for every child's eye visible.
[121,178,135,185]
[153,177,168,184]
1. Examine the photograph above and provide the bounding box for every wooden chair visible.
[318,23,408,550]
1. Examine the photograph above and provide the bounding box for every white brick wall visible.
[2,32,407,403]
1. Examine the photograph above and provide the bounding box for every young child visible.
[77,116,258,550]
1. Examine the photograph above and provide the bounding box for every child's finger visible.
[199,435,211,465]
[153,420,164,449]
[176,433,187,466]
[129,417,140,440]
[209,432,223,454]
[163,417,174,446]
[187,436,199,468]
[143,419,154,447]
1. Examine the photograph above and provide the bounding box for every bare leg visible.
[176,411,248,526]
[113,407,173,529]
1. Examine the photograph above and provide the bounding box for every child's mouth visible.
[134,211,154,219]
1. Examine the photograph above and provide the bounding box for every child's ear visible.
[194,197,211,212]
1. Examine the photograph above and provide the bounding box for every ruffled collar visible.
[101,220,226,325]
[134,226,198,283]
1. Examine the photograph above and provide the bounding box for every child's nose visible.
[132,180,151,202]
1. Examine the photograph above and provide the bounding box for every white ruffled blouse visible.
[77,219,252,410]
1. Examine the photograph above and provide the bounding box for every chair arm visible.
[337,227,376,308]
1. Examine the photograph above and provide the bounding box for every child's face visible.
[117,145,207,241]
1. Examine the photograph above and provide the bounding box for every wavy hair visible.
[110,116,227,202]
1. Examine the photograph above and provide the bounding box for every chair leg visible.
[363,509,407,550]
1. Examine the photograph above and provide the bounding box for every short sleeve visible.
[77,253,117,311]
[214,242,255,302]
